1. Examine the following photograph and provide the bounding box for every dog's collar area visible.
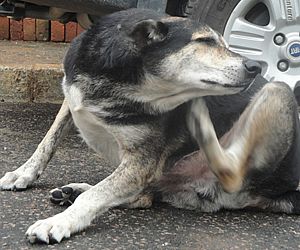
[241,74,268,93]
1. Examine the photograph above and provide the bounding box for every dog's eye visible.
[194,37,217,46]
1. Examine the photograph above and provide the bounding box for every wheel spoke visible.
[224,0,300,89]
[226,17,270,59]
[264,0,300,24]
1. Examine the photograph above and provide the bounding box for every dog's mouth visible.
[202,78,255,92]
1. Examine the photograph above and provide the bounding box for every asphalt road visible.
[1,103,300,250]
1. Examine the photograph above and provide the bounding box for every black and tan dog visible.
[0,9,299,244]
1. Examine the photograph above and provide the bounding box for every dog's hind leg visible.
[0,99,72,191]
[188,97,245,193]
[188,82,298,194]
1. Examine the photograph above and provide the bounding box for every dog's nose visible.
[243,59,262,78]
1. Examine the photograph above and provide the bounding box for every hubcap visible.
[224,0,300,90]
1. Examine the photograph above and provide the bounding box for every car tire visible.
[184,0,241,33]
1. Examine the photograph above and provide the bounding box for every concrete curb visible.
[0,64,64,103]
[0,41,68,103]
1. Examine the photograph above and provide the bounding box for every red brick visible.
[51,21,65,42]
[76,24,85,35]
[65,22,77,42]
[36,19,50,41]
[10,19,23,40]
[23,18,36,41]
[0,17,9,40]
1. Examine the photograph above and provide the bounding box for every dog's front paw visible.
[0,169,36,191]
[26,216,71,244]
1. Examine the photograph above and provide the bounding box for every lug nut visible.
[277,60,289,72]
[274,33,285,45]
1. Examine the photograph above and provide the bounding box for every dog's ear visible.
[129,19,168,48]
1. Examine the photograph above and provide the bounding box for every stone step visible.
[0,40,69,103]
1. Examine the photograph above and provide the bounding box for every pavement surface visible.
[1,102,300,250]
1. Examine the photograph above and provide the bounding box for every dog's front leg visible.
[26,152,158,244]
[0,99,72,191]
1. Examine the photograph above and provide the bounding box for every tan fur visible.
[192,82,295,193]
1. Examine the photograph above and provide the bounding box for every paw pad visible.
[50,186,82,206]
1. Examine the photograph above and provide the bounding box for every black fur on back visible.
[62,9,200,126]
[63,9,193,85]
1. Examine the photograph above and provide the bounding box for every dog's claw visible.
[26,217,71,244]
[26,234,37,244]
[0,172,17,190]
[26,224,50,244]
[0,168,37,191]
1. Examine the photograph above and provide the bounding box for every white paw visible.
[0,166,39,191]
[26,216,71,244]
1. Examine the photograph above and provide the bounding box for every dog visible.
[0,8,299,244]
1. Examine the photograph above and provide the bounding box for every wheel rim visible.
[224,0,300,90]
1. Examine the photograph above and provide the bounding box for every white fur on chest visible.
[63,80,120,166]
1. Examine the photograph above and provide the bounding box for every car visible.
[185,0,300,103]
[1,0,299,102]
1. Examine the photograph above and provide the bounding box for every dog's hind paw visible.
[26,216,71,244]
[0,170,37,191]
[49,183,91,206]
[50,187,82,206]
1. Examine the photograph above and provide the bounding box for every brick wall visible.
[0,17,84,42]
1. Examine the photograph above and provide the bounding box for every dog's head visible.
[147,18,261,89]
[133,15,261,110]
[75,9,261,111]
